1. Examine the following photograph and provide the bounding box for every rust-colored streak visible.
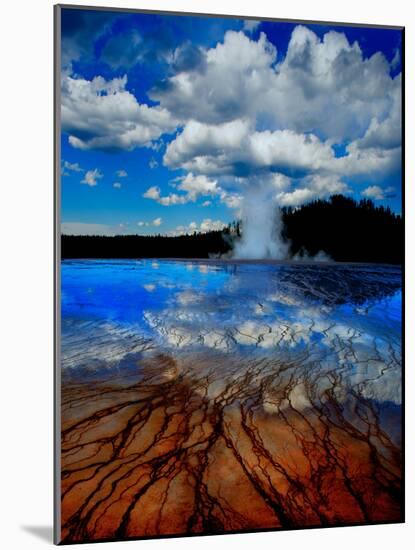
[60,352,402,543]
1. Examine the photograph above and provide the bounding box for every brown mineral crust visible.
[60,352,402,543]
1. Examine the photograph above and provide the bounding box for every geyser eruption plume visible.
[233,177,289,260]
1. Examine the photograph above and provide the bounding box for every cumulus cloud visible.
[61,74,178,151]
[142,186,161,200]
[169,219,226,236]
[200,219,226,232]
[352,75,401,151]
[63,26,401,212]
[361,185,395,201]
[391,48,400,70]
[164,120,338,177]
[153,25,401,230]
[62,160,83,175]
[81,169,103,187]
[62,23,401,251]
[151,31,277,125]
[63,26,400,174]
[143,173,221,206]
[335,142,400,178]
[137,218,163,228]
[149,157,158,169]
[116,169,128,177]
[243,20,260,34]
[171,42,206,72]
[176,173,220,199]
[164,118,398,183]
[220,191,244,209]
[152,28,400,141]
[163,119,251,174]
[113,182,122,189]
[277,175,349,207]
[146,192,185,206]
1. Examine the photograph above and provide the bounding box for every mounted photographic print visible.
[54,4,404,545]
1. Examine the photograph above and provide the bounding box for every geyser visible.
[233,179,289,260]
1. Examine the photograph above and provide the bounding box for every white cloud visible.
[152,27,399,142]
[152,26,401,210]
[168,218,226,236]
[168,223,194,236]
[219,191,243,210]
[137,217,163,228]
[113,182,122,189]
[63,25,401,213]
[81,169,103,187]
[352,75,401,151]
[164,120,334,178]
[277,188,317,207]
[362,185,385,200]
[200,219,226,232]
[248,129,334,175]
[62,160,83,175]
[62,74,178,150]
[149,157,158,169]
[164,116,400,184]
[156,194,188,206]
[142,173,220,206]
[163,119,251,174]
[277,175,349,207]
[116,169,128,177]
[151,31,277,125]
[142,186,161,200]
[391,48,400,70]
[361,185,395,201]
[176,173,220,200]
[243,20,260,34]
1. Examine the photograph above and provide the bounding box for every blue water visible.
[61,259,402,408]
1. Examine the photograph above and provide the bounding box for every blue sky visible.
[60,8,402,236]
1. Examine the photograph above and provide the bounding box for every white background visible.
[0,0,413,548]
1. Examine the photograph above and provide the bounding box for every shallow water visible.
[60,260,402,542]
[62,260,401,364]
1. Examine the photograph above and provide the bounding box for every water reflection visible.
[62,260,401,404]
[60,260,402,542]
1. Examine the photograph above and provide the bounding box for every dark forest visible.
[61,195,403,264]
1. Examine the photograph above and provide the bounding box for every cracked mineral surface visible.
[59,259,402,543]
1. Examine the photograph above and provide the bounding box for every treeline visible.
[61,230,230,260]
[61,195,403,264]
[282,195,403,264]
